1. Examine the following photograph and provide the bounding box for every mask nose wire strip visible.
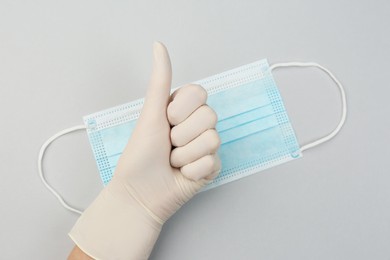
[269,62,347,153]
[38,125,87,215]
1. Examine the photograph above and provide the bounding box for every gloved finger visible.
[138,42,172,127]
[171,129,220,168]
[204,155,221,180]
[180,154,221,181]
[167,84,207,126]
[171,105,217,147]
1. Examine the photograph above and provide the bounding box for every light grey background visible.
[1,0,389,259]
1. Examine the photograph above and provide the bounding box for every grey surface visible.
[1,0,390,259]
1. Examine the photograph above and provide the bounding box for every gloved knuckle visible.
[185,84,207,102]
[209,109,218,125]
[170,127,182,146]
[206,129,220,150]
[170,150,182,167]
[200,105,218,125]
[167,103,181,125]
[204,155,215,171]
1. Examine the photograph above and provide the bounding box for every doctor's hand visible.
[68,42,221,260]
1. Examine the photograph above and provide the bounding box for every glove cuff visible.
[69,181,162,260]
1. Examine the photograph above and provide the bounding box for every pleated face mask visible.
[38,59,347,214]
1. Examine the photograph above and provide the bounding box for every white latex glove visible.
[69,42,221,260]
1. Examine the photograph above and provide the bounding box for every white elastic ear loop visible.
[269,62,347,152]
[38,125,86,215]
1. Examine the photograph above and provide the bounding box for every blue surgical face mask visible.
[38,59,347,214]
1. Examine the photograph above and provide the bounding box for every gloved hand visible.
[69,42,221,260]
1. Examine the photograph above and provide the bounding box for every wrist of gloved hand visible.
[69,178,163,260]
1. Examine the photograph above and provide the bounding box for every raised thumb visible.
[141,42,172,120]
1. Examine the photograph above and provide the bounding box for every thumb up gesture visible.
[69,42,221,260]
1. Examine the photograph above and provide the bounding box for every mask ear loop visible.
[38,125,86,214]
[269,62,347,152]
